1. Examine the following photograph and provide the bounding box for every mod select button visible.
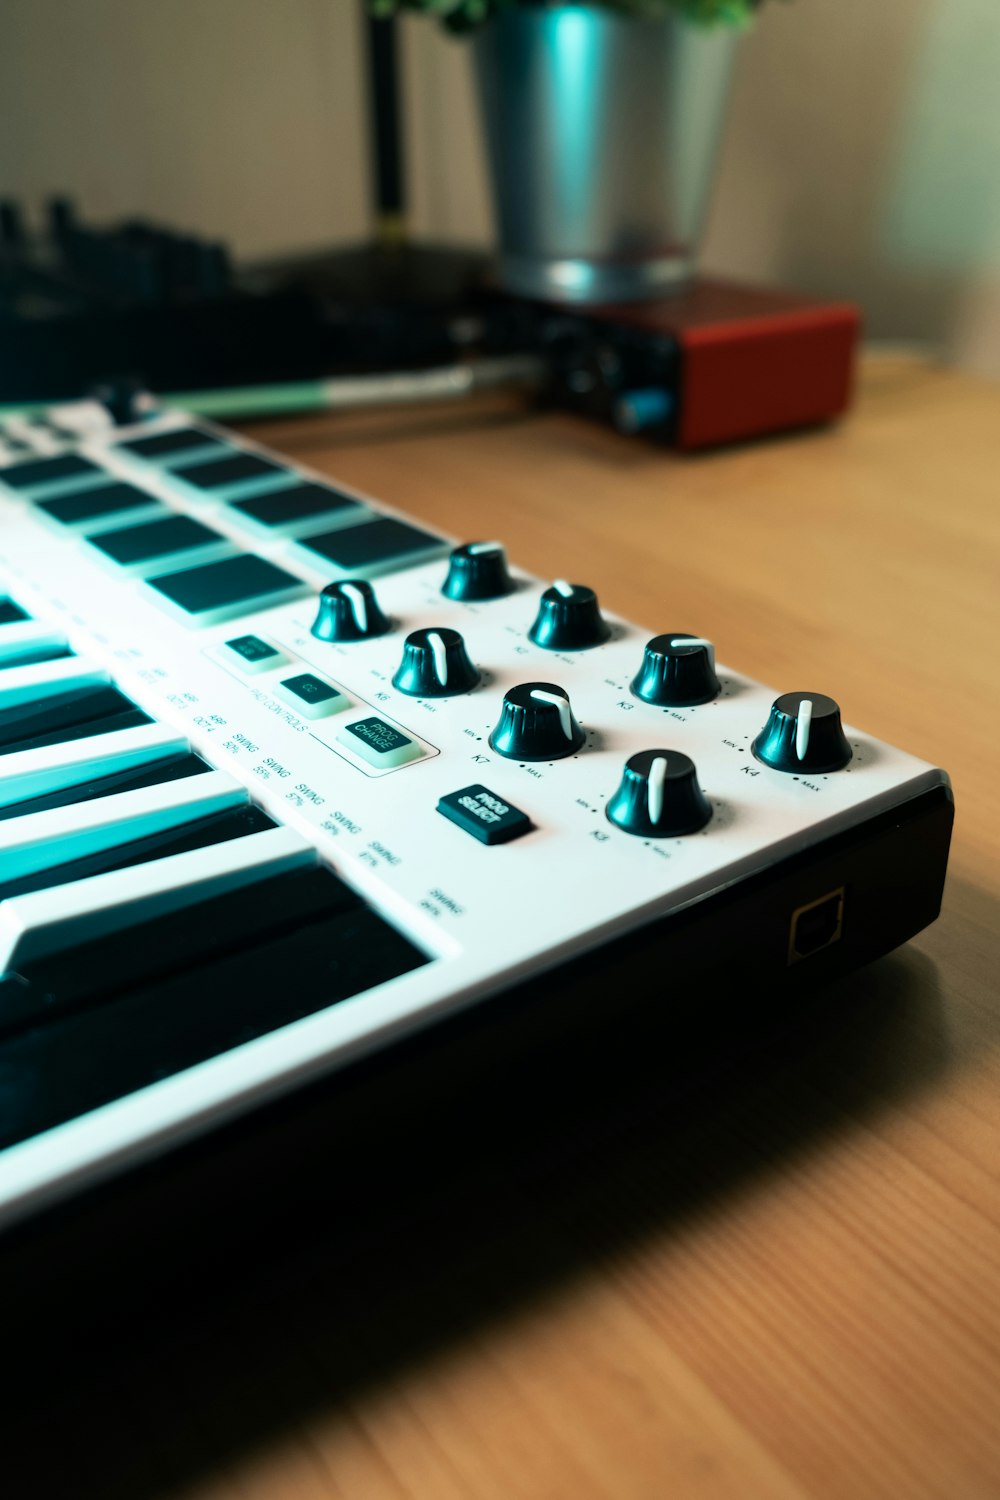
[437,784,533,846]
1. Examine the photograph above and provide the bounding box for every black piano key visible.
[0,974,49,1039]
[0,802,274,903]
[0,644,74,672]
[0,750,208,823]
[0,598,30,625]
[0,684,151,756]
[14,864,360,1017]
[0,895,429,1149]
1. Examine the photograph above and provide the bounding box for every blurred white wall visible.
[0,0,370,256]
[1,0,998,376]
[705,0,1000,376]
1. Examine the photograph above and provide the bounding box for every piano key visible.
[0,749,207,823]
[0,655,106,712]
[0,598,30,625]
[0,768,246,890]
[0,883,429,1149]
[0,642,72,672]
[0,720,186,809]
[0,619,70,669]
[0,825,314,970]
[0,683,149,757]
[9,863,360,1021]
[0,800,273,903]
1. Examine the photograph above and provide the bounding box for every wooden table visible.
[11,356,1000,1499]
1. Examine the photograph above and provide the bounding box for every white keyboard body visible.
[0,401,951,1229]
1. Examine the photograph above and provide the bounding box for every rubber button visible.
[37,484,163,528]
[275,672,350,720]
[337,716,423,769]
[1,454,103,491]
[115,428,225,462]
[146,555,305,624]
[221,634,288,674]
[436,784,533,846]
[173,452,286,490]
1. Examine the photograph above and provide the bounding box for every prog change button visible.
[437,785,532,846]
[337,716,423,769]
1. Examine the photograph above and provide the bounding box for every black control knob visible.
[90,377,153,427]
[528,580,611,651]
[606,749,712,838]
[631,634,720,707]
[489,682,585,761]
[752,692,852,774]
[310,579,391,643]
[442,541,514,602]
[392,627,480,697]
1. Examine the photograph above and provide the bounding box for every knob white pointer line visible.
[669,636,716,672]
[468,541,502,556]
[552,579,575,598]
[427,631,448,687]
[647,756,667,825]
[340,583,368,635]
[796,698,813,762]
[530,689,573,741]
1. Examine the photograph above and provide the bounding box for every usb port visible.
[788,887,845,965]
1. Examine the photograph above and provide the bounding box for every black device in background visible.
[0,9,855,447]
[0,13,506,408]
[0,11,673,425]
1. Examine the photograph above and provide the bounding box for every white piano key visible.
[0,769,244,884]
[0,721,187,809]
[0,655,108,710]
[0,621,68,668]
[0,826,315,970]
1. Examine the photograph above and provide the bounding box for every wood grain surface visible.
[7,355,999,1500]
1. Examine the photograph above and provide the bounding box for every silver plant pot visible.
[472,5,740,303]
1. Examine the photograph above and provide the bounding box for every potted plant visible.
[370,1,763,303]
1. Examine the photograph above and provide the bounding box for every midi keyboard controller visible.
[0,399,953,1230]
